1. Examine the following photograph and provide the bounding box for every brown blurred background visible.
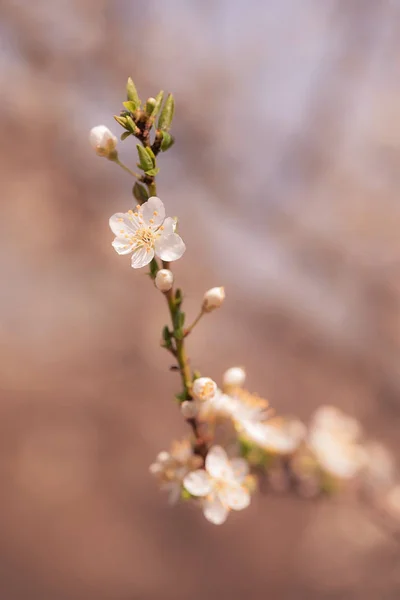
[1,0,400,598]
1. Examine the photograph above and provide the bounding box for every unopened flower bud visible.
[202,287,225,312]
[145,97,157,115]
[192,377,217,402]
[155,269,174,292]
[90,125,117,158]
[181,400,198,419]
[223,366,246,389]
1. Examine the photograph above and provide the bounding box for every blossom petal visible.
[203,494,229,525]
[161,216,176,236]
[140,197,165,228]
[112,237,134,255]
[155,233,186,262]
[183,470,212,497]
[131,246,154,269]
[109,212,141,236]
[230,458,249,483]
[205,446,233,480]
[219,484,250,511]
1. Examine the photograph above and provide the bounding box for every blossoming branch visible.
[90,77,400,531]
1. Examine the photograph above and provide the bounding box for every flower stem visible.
[147,178,207,459]
[112,157,140,178]
[184,310,205,337]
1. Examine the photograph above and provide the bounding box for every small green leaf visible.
[137,145,154,171]
[133,182,149,204]
[160,131,175,151]
[175,288,183,306]
[126,77,140,108]
[144,167,160,177]
[175,391,188,403]
[120,131,131,141]
[145,146,156,163]
[125,115,136,133]
[161,325,173,349]
[158,93,175,131]
[123,100,138,113]
[114,115,128,129]
[152,90,164,117]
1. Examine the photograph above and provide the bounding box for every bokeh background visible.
[1,0,400,598]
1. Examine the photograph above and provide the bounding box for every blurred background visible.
[1,0,400,598]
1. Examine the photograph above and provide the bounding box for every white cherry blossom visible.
[109,196,186,269]
[241,418,306,454]
[183,445,250,525]
[192,377,217,402]
[150,439,202,504]
[308,405,365,479]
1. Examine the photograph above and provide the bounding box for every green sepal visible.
[133,182,149,204]
[120,131,131,141]
[149,258,159,280]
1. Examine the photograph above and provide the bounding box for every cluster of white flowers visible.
[92,99,399,535]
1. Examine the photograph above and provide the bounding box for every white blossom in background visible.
[230,388,270,427]
[90,125,117,158]
[110,196,186,268]
[150,439,202,504]
[242,418,306,455]
[361,441,396,493]
[202,287,225,312]
[308,405,365,479]
[155,268,174,292]
[183,446,250,525]
[192,377,217,402]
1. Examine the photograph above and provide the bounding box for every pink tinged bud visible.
[223,367,246,389]
[155,269,174,292]
[89,125,117,158]
[202,287,225,312]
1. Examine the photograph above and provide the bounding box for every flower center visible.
[134,226,156,251]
